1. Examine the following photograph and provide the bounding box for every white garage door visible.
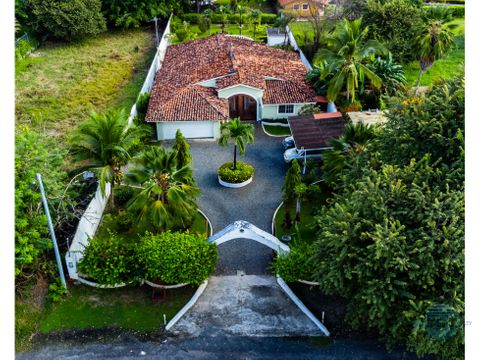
[157,121,215,140]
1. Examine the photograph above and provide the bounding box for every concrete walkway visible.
[171,275,325,337]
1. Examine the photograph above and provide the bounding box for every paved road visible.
[187,125,287,275]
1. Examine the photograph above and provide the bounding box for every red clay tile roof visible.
[288,112,345,149]
[146,34,316,122]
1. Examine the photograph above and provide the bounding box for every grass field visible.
[263,124,291,136]
[40,285,195,333]
[15,29,155,138]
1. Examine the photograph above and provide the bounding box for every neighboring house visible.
[146,34,316,140]
[278,0,329,18]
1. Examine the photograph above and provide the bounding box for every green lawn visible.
[15,29,155,138]
[40,285,195,333]
[403,17,465,86]
[263,124,291,136]
[172,23,268,44]
[274,201,318,243]
[289,21,315,49]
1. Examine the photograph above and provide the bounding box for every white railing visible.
[127,14,173,125]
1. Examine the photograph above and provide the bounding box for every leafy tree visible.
[314,18,386,102]
[362,0,422,63]
[172,129,192,169]
[198,14,212,33]
[274,11,295,46]
[26,0,106,41]
[126,146,200,232]
[237,5,249,36]
[218,118,254,170]
[413,7,457,89]
[312,158,464,359]
[367,52,406,96]
[15,126,68,280]
[306,60,338,96]
[137,232,217,285]
[322,121,378,188]
[282,159,302,230]
[70,109,147,207]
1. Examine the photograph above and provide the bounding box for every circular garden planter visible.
[143,279,189,289]
[217,161,254,188]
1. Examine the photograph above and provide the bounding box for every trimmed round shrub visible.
[77,231,138,285]
[175,29,188,42]
[274,243,316,282]
[218,161,254,183]
[137,232,217,285]
[198,15,211,33]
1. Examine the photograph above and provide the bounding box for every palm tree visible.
[322,121,378,185]
[414,8,456,90]
[368,52,407,96]
[70,109,147,207]
[249,9,262,40]
[126,147,200,232]
[218,118,254,170]
[314,18,386,102]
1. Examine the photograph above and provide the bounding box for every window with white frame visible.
[293,3,300,10]
[279,104,294,114]
[302,3,308,9]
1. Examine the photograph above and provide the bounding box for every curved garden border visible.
[261,121,291,138]
[218,175,253,188]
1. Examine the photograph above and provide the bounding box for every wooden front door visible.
[229,95,257,121]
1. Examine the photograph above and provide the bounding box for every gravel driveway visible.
[185,125,288,275]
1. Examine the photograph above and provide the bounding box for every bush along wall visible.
[181,12,276,25]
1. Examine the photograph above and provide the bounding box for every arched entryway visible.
[228,94,257,121]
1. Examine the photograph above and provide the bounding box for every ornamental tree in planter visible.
[137,231,218,285]
[218,118,254,185]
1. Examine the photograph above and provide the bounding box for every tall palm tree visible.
[70,109,147,207]
[414,8,456,90]
[126,147,200,232]
[218,118,254,170]
[315,18,386,102]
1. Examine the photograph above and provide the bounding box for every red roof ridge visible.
[313,112,343,119]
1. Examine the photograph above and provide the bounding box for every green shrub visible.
[175,28,188,42]
[260,13,277,24]
[274,243,316,282]
[211,14,227,24]
[183,13,200,24]
[198,15,211,33]
[137,232,217,285]
[27,0,106,41]
[77,231,138,285]
[101,0,173,29]
[218,161,254,183]
[447,6,464,18]
[115,186,135,207]
[135,92,150,117]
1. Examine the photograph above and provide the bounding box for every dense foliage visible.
[27,0,106,41]
[15,127,68,280]
[101,0,186,29]
[362,0,422,63]
[77,231,138,285]
[310,76,464,358]
[274,242,315,282]
[126,146,200,231]
[218,161,254,183]
[137,232,217,285]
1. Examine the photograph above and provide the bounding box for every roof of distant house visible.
[146,34,316,122]
[288,112,345,149]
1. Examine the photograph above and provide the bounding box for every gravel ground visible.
[175,125,288,275]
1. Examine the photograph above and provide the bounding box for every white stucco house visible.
[145,34,317,140]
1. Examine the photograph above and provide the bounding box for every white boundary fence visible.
[65,183,111,280]
[286,25,312,71]
[127,14,173,126]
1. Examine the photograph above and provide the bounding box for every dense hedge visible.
[78,231,139,285]
[181,12,276,25]
[137,232,217,285]
[218,161,254,183]
[274,242,316,282]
